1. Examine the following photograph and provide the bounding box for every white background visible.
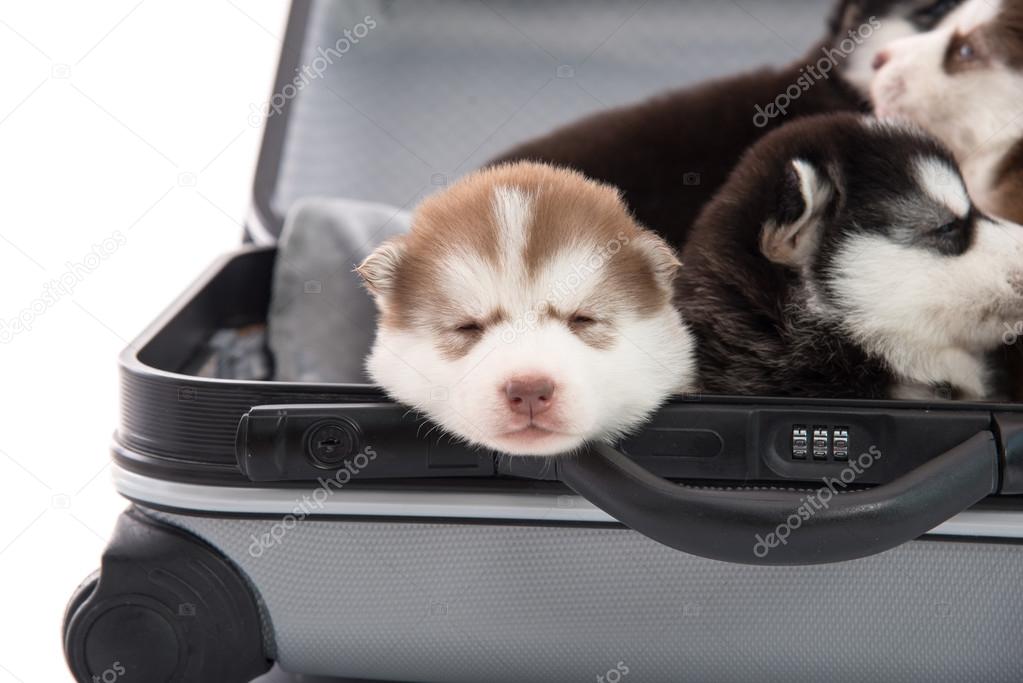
[0,2,288,680]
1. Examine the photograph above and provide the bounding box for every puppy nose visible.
[505,377,555,416]
[872,50,890,71]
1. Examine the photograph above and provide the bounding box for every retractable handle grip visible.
[557,431,999,565]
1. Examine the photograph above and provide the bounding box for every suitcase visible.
[62,2,1023,682]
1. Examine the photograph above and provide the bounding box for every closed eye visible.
[455,321,483,334]
[934,218,965,235]
[569,314,597,326]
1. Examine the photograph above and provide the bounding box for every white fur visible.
[914,156,971,218]
[826,217,1023,398]
[792,159,828,222]
[492,186,532,270]
[762,159,831,268]
[843,16,917,96]
[367,188,696,456]
[369,310,696,456]
[870,0,1023,215]
[950,0,1003,33]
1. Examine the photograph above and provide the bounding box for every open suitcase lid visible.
[246,0,832,243]
[114,0,1023,566]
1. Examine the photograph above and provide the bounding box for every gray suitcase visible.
[62,2,1023,681]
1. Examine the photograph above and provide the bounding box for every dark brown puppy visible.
[489,0,964,247]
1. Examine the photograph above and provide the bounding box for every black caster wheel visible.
[62,507,271,683]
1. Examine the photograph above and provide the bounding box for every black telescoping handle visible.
[557,431,999,565]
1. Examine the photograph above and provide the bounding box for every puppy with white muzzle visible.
[358,162,697,456]
[679,113,1023,400]
[871,0,1023,222]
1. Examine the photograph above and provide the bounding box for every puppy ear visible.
[355,236,406,299]
[634,231,682,289]
[760,159,833,269]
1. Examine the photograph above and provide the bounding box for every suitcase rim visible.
[116,244,1023,478]
[111,459,1023,542]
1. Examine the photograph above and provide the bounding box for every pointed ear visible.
[355,236,406,299]
[760,159,833,269]
[634,231,682,289]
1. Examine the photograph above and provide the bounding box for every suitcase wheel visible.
[62,507,272,682]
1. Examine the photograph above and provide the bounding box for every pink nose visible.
[872,50,890,71]
[505,377,555,416]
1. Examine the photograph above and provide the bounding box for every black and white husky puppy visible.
[678,113,1023,400]
[490,0,964,247]
[870,0,1023,397]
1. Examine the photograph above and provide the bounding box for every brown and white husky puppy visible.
[358,162,696,455]
[871,0,1023,223]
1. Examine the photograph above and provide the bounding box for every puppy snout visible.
[872,50,890,71]
[505,377,555,416]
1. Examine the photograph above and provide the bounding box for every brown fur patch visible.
[988,0,1023,67]
[379,162,676,342]
[943,30,994,74]
[981,0,1023,221]
[568,319,618,350]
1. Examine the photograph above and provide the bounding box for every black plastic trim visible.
[994,412,1023,494]
[249,0,313,241]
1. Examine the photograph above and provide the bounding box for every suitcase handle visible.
[557,431,999,565]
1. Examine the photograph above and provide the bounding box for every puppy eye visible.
[569,314,597,326]
[946,33,982,67]
[455,321,483,334]
[934,219,964,235]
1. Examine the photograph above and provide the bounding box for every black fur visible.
[676,113,970,398]
[829,0,965,35]
[489,0,963,248]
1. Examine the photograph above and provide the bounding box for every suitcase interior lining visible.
[260,0,830,234]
